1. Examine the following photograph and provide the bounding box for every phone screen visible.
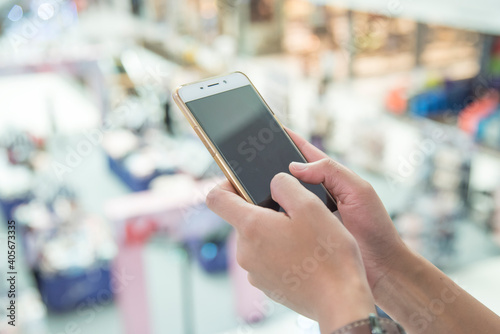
[186,84,337,212]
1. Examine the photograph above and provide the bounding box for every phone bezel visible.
[177,72,250,102]
[173,71,337,210]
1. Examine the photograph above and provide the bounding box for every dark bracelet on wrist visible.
[331,314,406,334]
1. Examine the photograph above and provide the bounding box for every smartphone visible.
[173,72,337,212]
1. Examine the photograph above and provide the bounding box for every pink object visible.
[113,244,151,334]
[105,176,222,334]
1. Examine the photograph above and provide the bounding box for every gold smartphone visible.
[173,72,337,212]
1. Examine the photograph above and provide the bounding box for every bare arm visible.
[374,247,500,334]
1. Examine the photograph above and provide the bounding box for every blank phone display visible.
[186,85,337,212]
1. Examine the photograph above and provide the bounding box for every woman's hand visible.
[207,173,375,333]
[286,129,409,296]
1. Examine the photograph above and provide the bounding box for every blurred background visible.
[1,0,500,333]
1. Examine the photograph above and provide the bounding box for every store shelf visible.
[311,0,500,35]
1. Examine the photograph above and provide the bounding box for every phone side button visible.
[193,126,216,156]
[207,146,216,157]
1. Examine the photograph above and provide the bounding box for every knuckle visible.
[358,180,375,196]
[205,187,220,209]
[322,158,338,171]
[247,273,258,288]
[236,250,250,270]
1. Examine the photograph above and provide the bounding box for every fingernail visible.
[290,162,308,171]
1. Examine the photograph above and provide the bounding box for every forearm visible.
[374,247,500,333]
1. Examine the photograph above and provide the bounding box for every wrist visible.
[370,244,431,326]
[371,242,418,304]
[317,276,376,334]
